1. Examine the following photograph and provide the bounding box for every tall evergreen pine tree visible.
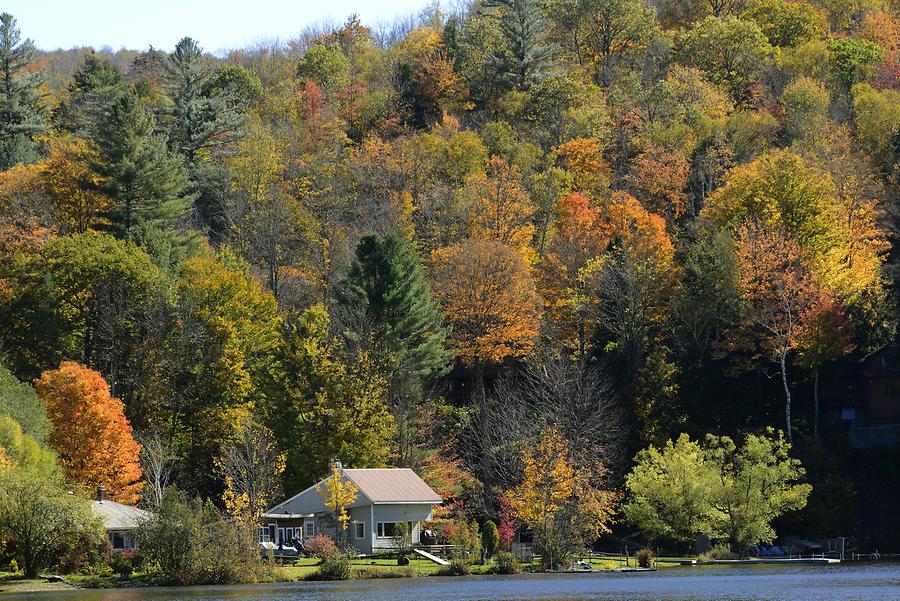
[335,234,451,463]
[483,0,556,91]
[90,88,193,245]
[162,37,244,165]
[52,53,122,135]
[0,12,46,169]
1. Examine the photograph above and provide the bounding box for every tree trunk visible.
[475,363,491,503]
[780,351,792,444]
[813,366,820,440]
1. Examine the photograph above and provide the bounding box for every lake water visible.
[8,563,900,601]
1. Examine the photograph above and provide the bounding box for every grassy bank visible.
[277,554,677,581]
[0,556,687,593]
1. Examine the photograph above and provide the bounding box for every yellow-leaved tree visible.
[317,463,359,539]
[508,427,617,569]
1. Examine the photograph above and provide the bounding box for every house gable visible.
[265,479,374,517]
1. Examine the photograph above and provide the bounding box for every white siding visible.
[348,505,372,555]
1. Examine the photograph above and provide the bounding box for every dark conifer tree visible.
[90,87,193,250]
[335,233,451,464]
[482,0,556,92]
[52,53,122,135]
[0,12,46,169]
[162,37,244,165]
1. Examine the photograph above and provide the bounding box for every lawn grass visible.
[274,553,664,581]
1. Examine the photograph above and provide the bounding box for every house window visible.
[258,527,267,543]
[376,522,397,538]
[109,531,130,550]
[355,522,365,539]
[304,519,316,538]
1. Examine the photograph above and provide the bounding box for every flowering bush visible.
[307,534,337,560]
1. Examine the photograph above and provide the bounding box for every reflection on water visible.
[7,563,900,601]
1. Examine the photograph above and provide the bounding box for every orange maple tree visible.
[625,144,690,225]
[539,192,611,354]
[469,156,536,260]
[35,361,143,504]
[734,223,822,444]
[430,238,541,367]
[553,137,611,199]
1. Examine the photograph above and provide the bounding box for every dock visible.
[412,547,450,566]
[701,558,840,565]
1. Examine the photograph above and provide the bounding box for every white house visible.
[90,486,150,551]
[263,466,442,555]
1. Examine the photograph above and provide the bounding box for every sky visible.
[8,0,434,54]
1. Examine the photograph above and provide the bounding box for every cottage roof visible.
[91,499,150,531]
[265,467,441,517]
[343,468,442,504]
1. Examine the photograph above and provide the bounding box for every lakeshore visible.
[0,555,869,595]
[2,563,898,601]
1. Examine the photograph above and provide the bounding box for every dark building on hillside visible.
[824,344,900,448]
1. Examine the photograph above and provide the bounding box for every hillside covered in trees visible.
[1,0,900,573]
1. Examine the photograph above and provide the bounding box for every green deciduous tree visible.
[135,252,281,497]
[742,0,826,48]
[624,433,716,547]
[828,38,884,92]
[0,231,166,388]
[851,84,900,172]
[625,429,810,553]
[779,77,828,141]
[0,365,50,442]
[549,0,655,85]
[296,44,351,92]
[675,16,772,102]
[704,430,810,552]
[0,416,100,578]
[265,305,394,492]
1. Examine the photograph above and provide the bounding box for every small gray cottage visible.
[90,486,151,551]
[263,466,442,555]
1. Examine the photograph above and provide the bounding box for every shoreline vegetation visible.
[2,0,900,591]
[0,555,852,593]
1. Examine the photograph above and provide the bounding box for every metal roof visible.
[91,500,151,531]
[342,468,442,504]
[265,467,442,516]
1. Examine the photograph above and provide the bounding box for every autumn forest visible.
[1,0,899,579]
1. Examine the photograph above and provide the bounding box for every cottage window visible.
[355,522,365,539]
[376,522,397,538]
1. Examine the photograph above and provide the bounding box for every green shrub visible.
[482,520,500,560]
[439,559,471,576]
[137,489,272,585]
[493,551,521,574]
[56,535,110,574]
[110,552,134,576]
[636,547,654,568]
[700,543,739,561]
[316,548,352,580]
